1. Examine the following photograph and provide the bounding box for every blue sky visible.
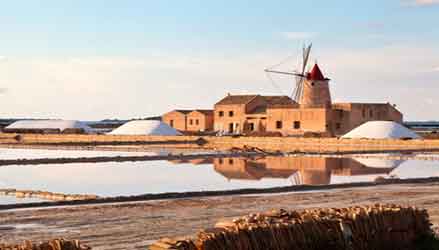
[0,0,438,120]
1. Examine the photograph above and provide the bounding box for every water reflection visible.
[211,156,403,185]
[1,153,438,205]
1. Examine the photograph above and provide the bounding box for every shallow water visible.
[0,149,438,205]
[0,148,158,159]
[0,195,45,204]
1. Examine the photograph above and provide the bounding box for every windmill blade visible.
[264,43,312,102]
[291,76,300,99]
[264,69,301,76]
[265,71,286,95]
[293,43,312,102]
[301,43,312,75]
[294,76,305,102]
[265,54,299,71]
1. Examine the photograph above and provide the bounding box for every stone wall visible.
[186,111,214,132]
[214,103,247,134]
[206,136,439,153]
[0,133,202,148]
[0,239,90,250]
[150,204,433,250]
[331,103,403,136]
[266,107,330,136]
[2,133,439,153]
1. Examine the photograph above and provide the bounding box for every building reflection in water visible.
[207,156,404,185]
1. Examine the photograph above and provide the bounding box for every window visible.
[229,111,234,117]
[219,111,224,117]
[189,119,193,125]
[362,109,366,118]
[369,110,373,117]
[293,121,300,129]
[336,123,341,129]
[195,119,199,125]
[276,121,283,129]
[170,120,174,127]
[219,159,223,164]
[311,82,315,86]
[248,123,255,131]
[229,159,234,165]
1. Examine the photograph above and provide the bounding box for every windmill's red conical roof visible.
[307,63,326,81]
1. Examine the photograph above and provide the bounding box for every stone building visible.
[186,110,214,132]
[162,109,214,132]
[162,110,191,131]
[213,94,296,134]
[163,63,403,137]
[212,64,402,136]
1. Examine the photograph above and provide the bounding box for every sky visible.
[0,0,438,121]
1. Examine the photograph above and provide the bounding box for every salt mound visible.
[5,120,92,133]
[342,121,420,139]
[108,120,182,136]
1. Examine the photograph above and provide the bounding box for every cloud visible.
[0,44,437,121]
[282,32,316,40]
[433,66,439,72]
[402,0,439,6]
[0,88,8,94]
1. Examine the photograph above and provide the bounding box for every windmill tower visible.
[265,44,332,107]
[300,63,331,107]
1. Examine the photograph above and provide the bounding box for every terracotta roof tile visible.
[262,96,297,106]
[193,109,214,115]
[216,95,258,105]
[174,110,193,115]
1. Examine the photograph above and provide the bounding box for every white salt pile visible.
[342,121,421,139]
[5,120,93,133]
[108,120,182,136]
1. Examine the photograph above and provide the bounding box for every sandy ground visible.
[1,183,439,250]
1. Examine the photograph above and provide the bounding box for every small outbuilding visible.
[4,120,93,134]
[342,121,421,139]
[108,120,182,136]
[162,109,214,132]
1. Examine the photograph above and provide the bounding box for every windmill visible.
[264,43,312,103]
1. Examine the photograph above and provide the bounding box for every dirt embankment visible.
[2,183,439,250]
